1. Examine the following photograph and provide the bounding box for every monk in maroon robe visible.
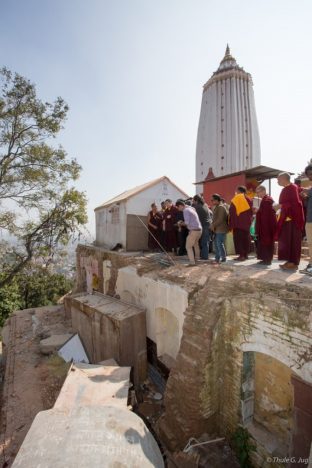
[163,199,178,252]
[147,203,163,250]
[277,173,304,270]
[255,185,277,265]
[229,186,253,261]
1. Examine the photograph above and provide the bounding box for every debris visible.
[57,333,89,363]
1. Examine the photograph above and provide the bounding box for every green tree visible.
[0,274,22,326]
[0,67,87,287]
[17,267,73,309]
[0,267,74,326]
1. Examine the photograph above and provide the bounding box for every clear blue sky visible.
[1,0,311,233]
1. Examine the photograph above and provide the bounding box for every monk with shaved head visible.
[277,172,304,270]
[255,185,277,265]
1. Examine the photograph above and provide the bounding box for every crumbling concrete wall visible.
[75,244,140,295]
[115,266,188,361]
[74,246,312,466]
[254,353,293,443]
[156,271,312,467]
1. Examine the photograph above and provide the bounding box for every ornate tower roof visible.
[203,45,252,90]
[217,44,239,71]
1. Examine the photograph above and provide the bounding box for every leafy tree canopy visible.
[0,266,73,327]
[0,67,87,287]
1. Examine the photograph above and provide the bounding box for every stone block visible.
[40,334,73,355]
[68,293,147,385]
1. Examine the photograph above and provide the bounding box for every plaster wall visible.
[79,256,99,293]
[95,179,187,248]
[115,266,188,360]
[95,203,127,248]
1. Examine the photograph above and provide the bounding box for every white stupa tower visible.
[195,45,261,188]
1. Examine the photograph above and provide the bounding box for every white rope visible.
[183,437,225,453]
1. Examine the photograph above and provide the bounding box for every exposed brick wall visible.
[157,275,312,466]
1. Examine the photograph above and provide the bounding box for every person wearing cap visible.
[176,200,202,266]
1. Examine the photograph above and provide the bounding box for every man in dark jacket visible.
[211,194,229,263]
[192,194,212,260]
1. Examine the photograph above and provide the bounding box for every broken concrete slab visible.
[12,406,164,468]
[40,334,73,355]
[54,363,131,410]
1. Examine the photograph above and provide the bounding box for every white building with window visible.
[94,176,188,250]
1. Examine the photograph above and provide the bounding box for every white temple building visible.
[195,45,261,189]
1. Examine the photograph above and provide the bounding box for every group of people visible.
[147,195,228,266]
[147,166,312,271]
[230,170,309,272]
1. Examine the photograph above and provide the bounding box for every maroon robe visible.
[256,195,277,263]
[229,196,253,258]
[163,205,178,251]
[147,210,163,249]
[277,184,304,265]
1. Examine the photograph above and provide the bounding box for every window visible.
[111,206,120,224]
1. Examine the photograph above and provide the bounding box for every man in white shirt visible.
[176,200,202,266]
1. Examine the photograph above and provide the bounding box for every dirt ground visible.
[0,306,72,467]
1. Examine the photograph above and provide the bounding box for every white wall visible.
[195,73,261,186]
[115,266,188,361]
[95,178,188,248]
[95,203,127,248]
[126,179,188,216]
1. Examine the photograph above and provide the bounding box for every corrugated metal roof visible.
[195,165,294,185]
[94,175,189,211]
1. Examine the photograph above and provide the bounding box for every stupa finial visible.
[225,44,230,56]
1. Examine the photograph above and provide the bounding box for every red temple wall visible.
[202,174,246,205]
